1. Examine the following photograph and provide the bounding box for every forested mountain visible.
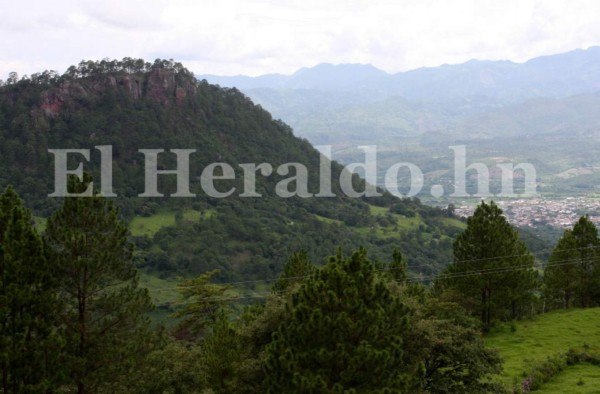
[0,59,464,281]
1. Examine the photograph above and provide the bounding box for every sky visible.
[2,0,600,78]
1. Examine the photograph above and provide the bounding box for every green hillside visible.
[0,59,462,281]
[486,308,600,392]
[537,364,600,394]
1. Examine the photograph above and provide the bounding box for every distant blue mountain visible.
[199,47,600,199]
[198,47,600,102]
[198,46,600,151]
[199,63,388,91]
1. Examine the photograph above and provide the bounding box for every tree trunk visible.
[77,270,87,394]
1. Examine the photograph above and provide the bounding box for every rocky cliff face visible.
[37,68,196,117]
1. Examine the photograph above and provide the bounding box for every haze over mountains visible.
[200,47,600,200]
[200,46,600,102]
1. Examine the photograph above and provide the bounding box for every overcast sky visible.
[2,0,600,78]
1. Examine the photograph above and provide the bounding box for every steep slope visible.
[0,59,460,281]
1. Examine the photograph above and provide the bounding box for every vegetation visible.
[486,308,600,392]
[536,363,600,394]
[544,215,600,309]
[1,184,600,392]
[436,200,538,330]
[1,59,600,393]
[0,187,63,392]
[264,248,420,393]
[0,59,464,282]
[44,176,154,393]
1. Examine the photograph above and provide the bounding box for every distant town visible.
[455,196,600,228]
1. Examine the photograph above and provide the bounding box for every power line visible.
[159,254,599,305]
[146,244,600,292]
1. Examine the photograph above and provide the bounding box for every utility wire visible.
[162,254,599,305]
[147,244,600,292]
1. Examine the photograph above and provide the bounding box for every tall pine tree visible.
[544,216,600,309]
[44,176,153,393]
[264,248,422,393]
[436,201,537,331]
[0,187,64,393]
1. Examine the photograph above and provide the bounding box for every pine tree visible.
[0,187,64,393]
[43,177,153,393]
[544,216,600,309]
[173,269,229,341]
[264,248,422,393]
[389,248,408,283]
[271,250,315,293]
[437,201,537,331]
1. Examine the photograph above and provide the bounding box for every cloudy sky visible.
[2,0,600,78]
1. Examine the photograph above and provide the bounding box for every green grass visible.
[537,363,600,393]
[441,217,467,229]
[486,308,600,388]
[130,208,213,237]
[351,204,425,239]
[314,214,343,225]
[394,215,423,230]
[139,272,181,326]
[139,272,181,307]
[130,211,178,237]
[33,208,212,238]
[368,205,389,216]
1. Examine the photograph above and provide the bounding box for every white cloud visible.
[1,0,599,78]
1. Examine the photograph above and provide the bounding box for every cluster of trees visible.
[134,195,459,283]
[1,184,503,393]
[1,182,155,393]
[544,216,600,309]
[435,201,600,332]
[0,58,194,87]
[137,251,503,393]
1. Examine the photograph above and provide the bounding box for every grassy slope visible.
[130,209,213,237]
[537,363,600,394]
[354,204,465,239]
[486,308,600,390]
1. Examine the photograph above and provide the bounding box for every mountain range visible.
[200,46,600,102]
[199,47,600,199]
